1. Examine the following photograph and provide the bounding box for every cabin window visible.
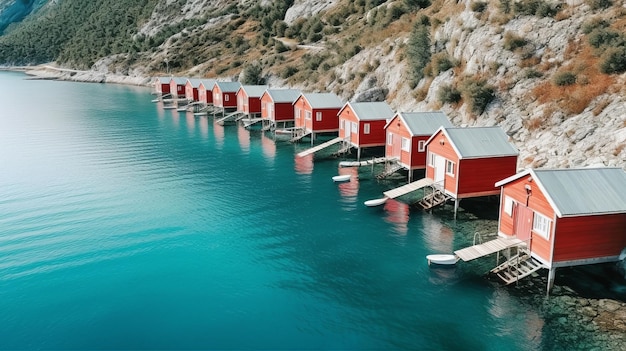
[351,122,358,133]
[533,212,551,239]
[446,160,455,176]
[418,140,426,152]
[225,94,229,102]
[387,133,393,145]
[428,152,435,167]
[504,196,514,216]
[364,123,371,134]
[316,112,322,121]
[401,137,410,151]
[306,111,312,120]
[261,102,266,111]
[295,108,300,119]
[340,120,344,130]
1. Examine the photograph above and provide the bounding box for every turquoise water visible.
[0,72,569,350]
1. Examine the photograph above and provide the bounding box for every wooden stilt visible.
[547,268,556,296]
[357,147,361,161]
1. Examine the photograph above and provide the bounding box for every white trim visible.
[316,111,322,121]
[364,123,370,134]
[504,196,514,216]
[532,212,551,239]
[446,160,455,177]
[401,137,410,152]
[418,140,425,152]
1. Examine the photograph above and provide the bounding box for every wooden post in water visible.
[547,268,556,296]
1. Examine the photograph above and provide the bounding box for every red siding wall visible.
[223,92,237,108]
[553,214,626,262]
[457,156,518,198]
[425,130,460,195]
[311,108,340,132]
[199,85,213,104]
[293,96,310,128]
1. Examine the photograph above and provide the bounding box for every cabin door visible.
[391,134,401,158]
[434,155,446,183]
[514,204,533,242]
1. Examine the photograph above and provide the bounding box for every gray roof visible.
[171,77,187,85]
[265,89,301,103]
[156,77,170,83]
[443,127,518,158]
[395,111,453,136]
[240,85,269,97]
[186,78,203,87]
[347,102,395,121]
[215,81,242,93]
[302,93,343,109]
[534,168,626,216]
[198,79,217,89]
[497,168,626,217]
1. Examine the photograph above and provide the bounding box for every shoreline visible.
[1,64,152,87]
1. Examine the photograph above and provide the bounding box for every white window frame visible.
[446,160,455,176]
[387,133,393,146]
[504,196,514,217]
[225,94,229,102]
[364,123,370,134]
[418,140,426,152]
[533,212,551,239]
[401,137,410,152]
[316,112,322,121]
[305,111,312,120]
[340,119,344,130]
[428,152,435,167]
[351,122,358,133]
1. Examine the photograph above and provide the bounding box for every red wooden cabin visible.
[185,79,202,102]
[494,167,626,292]
[213,81,241,110]
[338,101,395,160]
[198,79,217,105]
[169,77,187,99]
[154,77,171,96]
[293,93,343,139]
[260,89,301,129]
[425,126,518,212]
[384,111,453,181]
[236,85,269,117]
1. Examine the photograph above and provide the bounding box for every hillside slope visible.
[1,0,624,170]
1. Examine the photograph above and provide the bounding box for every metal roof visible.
[347,102,395,121]
[302,93,343,109]
[533,168,626,216]
[443,127,518,158]
[186,78,202,87]
[157,77,170,83]
[240,85,269,97]
[171,77,187,85]
[265,89,301,103]
[198,79,217,89]
[395,111,453,136]
[215,81,242,93]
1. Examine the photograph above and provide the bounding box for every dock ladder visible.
[490,250,544,285]
[417,182,448,210]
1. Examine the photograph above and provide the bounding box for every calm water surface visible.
[0,72,562,350]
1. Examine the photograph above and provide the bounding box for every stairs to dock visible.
[376,162,404,180]
[490,252,544,285]
[216,111,244,125]
[417,187,448,210]
[289,129,311,142]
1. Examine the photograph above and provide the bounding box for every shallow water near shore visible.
[0,71,623,350]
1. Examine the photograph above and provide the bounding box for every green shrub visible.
[587,28,624,49]
[470,1,488,12]
[281,66,298,78]
[524,69,543,78]
[513,0,559,17]
[460,77,496,114]
[586,0,612,10]
[581,17,610,34]
[437,85,461,104]
[404,0,431,9]
[406,17,431,85]
[552,71,576,86]
[240,63,264,85]
[426,52,456,76]
[600,46,626,74]
[503,31,527,51]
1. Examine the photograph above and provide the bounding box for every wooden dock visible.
[383,178,434,199]
[339,157,394,167]
[454,237,524,262]
[296,137,343,157]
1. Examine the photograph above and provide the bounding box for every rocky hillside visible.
[1,0,625,170]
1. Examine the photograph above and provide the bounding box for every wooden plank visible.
[454,237,524,262]
[296,137,343,157]
[383,178,434,199]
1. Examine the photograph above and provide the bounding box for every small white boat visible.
[426,254,459,265]
[332,174,351,182]
[151,98,160,103]
[364,197,388,207]
[163,105,177,110]
[339,161,359,167]
[177,107,189,112]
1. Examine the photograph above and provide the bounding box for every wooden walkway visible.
[296,137,343,157]
[454,237,524,262]
[383,178,434,199]
[339,157,395,168]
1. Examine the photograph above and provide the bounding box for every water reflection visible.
[198,117,208,140]
[422,212,454,254]
[382,199,409,236]
[336,166,359,198]
[294,154,313,175]
[261,133,276,161]
[213,120,224,149]
[237,124,250,153]
[185,113,196,136]
[488,289,543,348]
